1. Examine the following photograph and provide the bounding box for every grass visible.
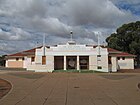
[80,70,94,73]
[53,70,106,73]
[93,70,106,73]
[0,67,26,71]
[53,70,79,73]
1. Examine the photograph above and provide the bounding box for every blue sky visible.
[115,1,140,15]
[0,0,140,55]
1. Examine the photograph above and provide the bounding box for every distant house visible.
[5,41,135,72]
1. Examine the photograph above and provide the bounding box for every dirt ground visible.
[0,71,140,105]
[118,69,140,73]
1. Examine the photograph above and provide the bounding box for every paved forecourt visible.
[0,71,140,105]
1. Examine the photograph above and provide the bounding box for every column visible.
[77,56,80,70]
[111,57,117,72]
[64,56,66,70]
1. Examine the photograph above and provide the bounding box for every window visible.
[117,57,120,60]
[97,55,101,61]
[16,58,19,61]
[31,57,35,62]
[42,56,46,65]
[22,58,24,61]
[108,56,112,64]
[97,66,102,69]
[122,57,125,60]
[97,55,101,57]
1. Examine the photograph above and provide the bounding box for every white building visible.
[6,41,135,72]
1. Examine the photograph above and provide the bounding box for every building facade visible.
[6,41,135,72]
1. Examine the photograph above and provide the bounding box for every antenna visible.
[97,32,100,47]
[67,31,76,45]
[70,31,73,41]
[95,31,101,55]
[43,34,46,56]
[43,34,45,47]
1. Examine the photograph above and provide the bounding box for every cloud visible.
[28,17,71,36]
[46,0,137,28]
[0,0,139,54]
[0,27,32,41]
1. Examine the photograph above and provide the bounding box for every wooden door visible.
[42,56,46,65]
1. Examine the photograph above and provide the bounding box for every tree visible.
[0,55,6,67]
[106,21,140,66]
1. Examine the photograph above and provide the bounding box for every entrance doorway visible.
[66,56,77,70]
[79,56,89,70]
[54,56,64,70]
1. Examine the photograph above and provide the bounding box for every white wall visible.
[23,57,34,68]
[111,57,117,72]
[101,55,109,72]
[6,60,8,67]
[89,55,97,70]
[35,56,42,64]
[28,45,119,72]
[118,57,134,69]
[27,56,54,72]
[89,55,109,72]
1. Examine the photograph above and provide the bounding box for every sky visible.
[0,0,140,55]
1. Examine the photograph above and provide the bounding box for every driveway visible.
[0,71,140,105]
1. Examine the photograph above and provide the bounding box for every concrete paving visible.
[0,71,140,105]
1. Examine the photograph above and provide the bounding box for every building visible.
[5,41,135,72]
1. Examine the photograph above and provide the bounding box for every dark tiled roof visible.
[107,48,135,57]
[116,52,136,57]
[8,48,36,57]
[7,46,43,57]
[107,48,120,53]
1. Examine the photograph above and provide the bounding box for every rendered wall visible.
[46,56,54,70]
[118,58,134,69]
[101,55,109,72]
[6,58,23,68]
[89,55,97,70]
[111,57,117,72]
[23,57,28,68]
[35,56,42,64]
[27,56,54,72]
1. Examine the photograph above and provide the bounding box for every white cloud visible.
[0,27,32,41]
[29,17,71,36]
[0,0,139,54]
[46,0,137,27]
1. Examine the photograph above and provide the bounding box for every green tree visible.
[106,21,140,66]
[0,55,6,66]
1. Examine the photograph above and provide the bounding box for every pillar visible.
[111,57,117,72]
[64,56,66,70]
[77,56,80,70]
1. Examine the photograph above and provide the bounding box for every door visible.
[54,56,64,70]
[42,56,46,65]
